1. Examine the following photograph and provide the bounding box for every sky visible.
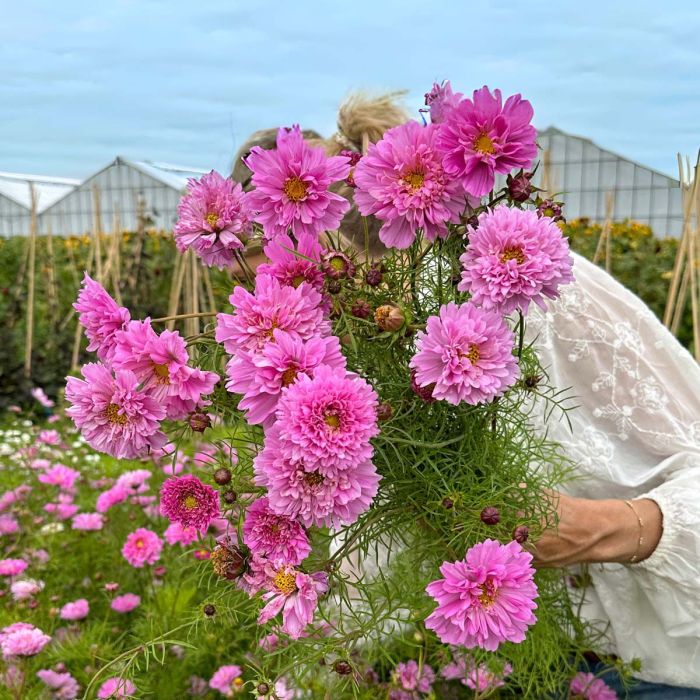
[2,0,699,180]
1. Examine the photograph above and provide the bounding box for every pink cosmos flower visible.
[111,593,141,614]
[44,498,79,520]
[436,86,537,197]
[96,677,137,699]
[112,320,219,420]
[245,125,351,240]
[394,660,436,694]
[115,469,152,493]
[10,579,44,601]
[0,623,51,659]
[36,668,80,699]
[31,387,55,409]
[257,234,326,294]
[570,672,618,700]
[254,431,380,528]
[96,485,129,513]
[164,521,200,547]
[242,497,311,565]
[273,365,379,472]
[159,474,220,531]
[72,513,104,531]
[226,330,346,426]
[253,559,329,639]
[0,514,19,536]
[73,273,131,362]
[0,559,28,577]
[425,539,538,651]
[353,121,473,249]
[65,363,167,460]
[256,679,296,700]
[440,656,512,691]
[458,205,574,315]
[59,599,89,621]
[215,274,329,357]
[209,664,245,696]
[410,302,519,405]
[38,464,80,492]
[37,429,61,446]
[121,528,163,568]
[423,80,463,124]
[174,170,253,269]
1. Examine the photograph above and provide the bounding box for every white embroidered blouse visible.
[526,252,700,688]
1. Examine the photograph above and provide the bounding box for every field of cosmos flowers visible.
[0,82,634,698]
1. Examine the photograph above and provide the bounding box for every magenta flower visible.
[31,387,55,409]
[252,559,329,639]
[159,474,220,531]
[164,521,200,547]
[96,677,137,699]
[96,485,129,513]
[121,528,163,568]
[273,365,379,472]
[174,170,253,269]
[458,205,574,315]
[115,469,152,493]
[394,660,436,694]
[353,121,471,249]
[225,330,346,426]
[410,302,519,405]
[37,429,61,445]
[423,80,463,124]
[0,514,19,536]
[111,593,141,614]
[10,579,44,601]
[65,363,167,460]
[216,274,329,357]
[59,599,89,621]
[245,125,351,240]
[73,274,130,362]
[465,662,512,692]
[570,672,618,700]
[38,464,80,492]
[113,320,219,420]
[36,669,80,699]
[209,665,245,696]
[257,233,326,294]
[436,86,537,197]
[44,499,79,521]
[71,513,104,531]
[425,539,538,651]
[243,497,311,565]
[0,559,28,577]
[0,623,51,659]
[254,430,380,528]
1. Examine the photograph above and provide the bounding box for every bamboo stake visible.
[91,185,103,283]
[45,222,59,327]
[694,176,700,361]
[71,239,96,372]
[166,254,187,331]
[23,184,38,379]
[670,262,691,337]
[202,265,216,315]
[593,191,615,269]
[152,311,217,323]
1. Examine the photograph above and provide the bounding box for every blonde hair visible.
[231,92,410,257]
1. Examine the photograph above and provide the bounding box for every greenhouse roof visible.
[116,157,208,190]
[0,171,80,212]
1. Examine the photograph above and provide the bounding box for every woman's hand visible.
[530,491,663,567]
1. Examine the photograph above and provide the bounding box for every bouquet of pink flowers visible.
[65,81,623,697]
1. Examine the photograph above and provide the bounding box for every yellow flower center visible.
[329,255,346,272]
[291,274,306,288]
[403,171,425,191]
[499,246,526,265]
[324,412,341,429]
[273,570,297,595]
[283,177,308,202]
[135,539,144,549]
[303,471,324,487]
[465,344,480,365]
[205,212,220,228]
[281,367,298,387]
[478,582,498,608]
[105,403,128,425]
[183,495,198,510]
[152,362,170,384]
[232,678,244,689]
[473,132,496,155]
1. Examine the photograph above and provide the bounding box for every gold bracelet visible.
[623,499,645,563]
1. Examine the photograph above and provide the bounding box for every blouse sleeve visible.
[526,252,700,639]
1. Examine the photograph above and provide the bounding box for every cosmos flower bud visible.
[188,412,211,433]
[211,542,247,580]
[442,497,454,510]
[333,660,352,676]
[256,683,270,695]
[506,170,534,203]
[222,489,237,504]
[512,525,530,543]
[480,506,501,525]
[375,304,405,332]
[351,300,371,319]
[376,401,393,422]
[203,604,216,617]
[410,369,436,403]
[326,279,342,295]
[213,468,231,485]
[364,265,383,287]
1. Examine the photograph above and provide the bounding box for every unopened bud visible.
[222,489,237,504]
[506,170,534,203]
[375,304,404,332]
[256,683,270,695]
[410,369,436,403]
[376,402,393,422]
[365,265,383,287]
[513,525,530,544]
[188,412,211,433]
[214,468,231,485]
[326,279,342,295]
[211,542,248,580]
[442,497,454,510]
[203,604,216,617]
[480,506,500,525]
[333,660,352,676]
[351,299,371,319]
